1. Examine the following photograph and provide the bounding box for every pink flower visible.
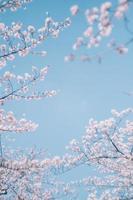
[0,22,5,31]
[84,27,93,37]
[70,5,79,16]
[0,58,6,68]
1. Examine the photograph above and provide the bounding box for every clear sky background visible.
[2,0,133,157]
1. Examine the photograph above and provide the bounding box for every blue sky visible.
[2,0,133,157]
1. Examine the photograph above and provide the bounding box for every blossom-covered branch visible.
[65,0,133,63]
[65,108,133,199]
[0,0,32,12]
[0,109,38,133]
[0,66,57,105]
[0,17,71,68]
[0,148,76,199]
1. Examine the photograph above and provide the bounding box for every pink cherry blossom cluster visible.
[115,0,129,19]
[0,148,75,199]
[0,1,74,199]
[0,17,71,68]
[65,108,133,199]
[70,5,79,16]
[65,0,132,63]
[80,0,130,47]
[0,66,57,105]
[0,109,38,133]
[0,0,32,13]
[1,107,132,199]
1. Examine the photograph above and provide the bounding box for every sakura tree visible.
[0,0,73,199]
[65,108,133,199]
[62,1,133,199]
[0,0,132,199]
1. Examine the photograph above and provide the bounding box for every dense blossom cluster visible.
[66,108,133,199]
[0,149,75,200]
[0,17,71,68]
[0,1,72,199]
[66,0,133,63]
[0,0,32,12]
[0,66,57,105]
[0,109,38,133]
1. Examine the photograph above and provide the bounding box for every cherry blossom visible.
[0,109,38,133]
[70,5,79,16]
[0,0,32,12]
[0,2,73,199]
[0,147,75,199]
[66,0,133,63]
[65,108,133,199]
[0,18,71,68]
[0,0,132,199]
[0,66,57,105]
